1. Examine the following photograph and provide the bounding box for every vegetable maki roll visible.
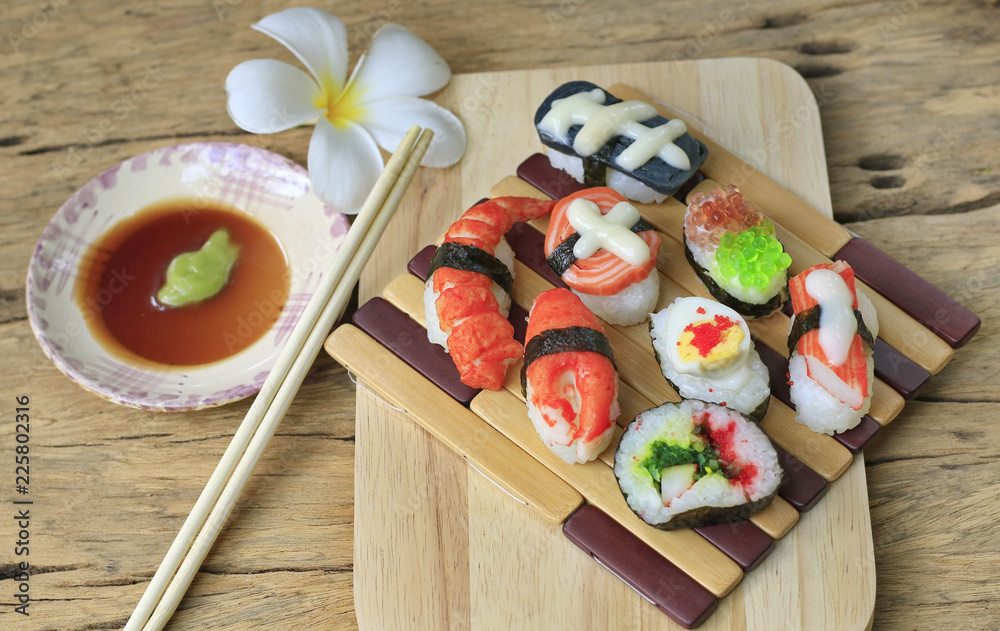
[522,288,619,464]
[534,81,708,203]
[788,261,878,435]
[544,187,661,326]
[614,400,781,530]
[649,297,771,421]
[683,184,792,318]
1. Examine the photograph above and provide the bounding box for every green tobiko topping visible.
[715,221,791,288]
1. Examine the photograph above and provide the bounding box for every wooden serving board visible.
[344,59,876,629]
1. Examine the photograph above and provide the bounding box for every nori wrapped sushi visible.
[534,81,709,203]
[683,184,792,319]
[614,400,781,530]
[648,297,771,422]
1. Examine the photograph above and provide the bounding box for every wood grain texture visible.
[0,0,995,629]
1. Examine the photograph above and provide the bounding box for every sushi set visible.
[327,61,978,630]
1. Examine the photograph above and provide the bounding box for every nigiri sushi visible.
[522,288,619,464]
[683,185,792,318]
[614,400,781,530]
[649,297,771,421]
[787,261,879,435]
[534,81,708,203]
[544,187,661,326]
[425,196,556,390]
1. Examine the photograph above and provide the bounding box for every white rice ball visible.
[546,150,667,204]
[788,351,874,435]
[572,272,659,326]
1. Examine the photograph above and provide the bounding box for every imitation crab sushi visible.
[649,297,771,421]
[545,187,661,326]
[425,196,555,390]
[534,81,708,203]
[614,400,782,530]
[788,261,878,435]
[684,185,792,318]
[522,288,619,464]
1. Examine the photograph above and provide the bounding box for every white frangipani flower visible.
[226,7,466,213]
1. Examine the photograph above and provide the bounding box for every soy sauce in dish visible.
[74,199,289,366]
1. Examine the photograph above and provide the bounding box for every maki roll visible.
[683,185,792,318]
[522,288,619,464]
[534,81,708,203]
[544,187,661,326]
[424,196,556,390]
[614,400,781,530]
[788,261,878,435]
[649,297,771,421]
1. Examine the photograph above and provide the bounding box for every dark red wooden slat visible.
[836,236,980,348]
[833,416,881,454]
[563,505,717,629]
[351,297,480,406]
[694,519,774,571]
[774,446,829,512]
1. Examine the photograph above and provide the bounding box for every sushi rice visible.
[547,149,669,204]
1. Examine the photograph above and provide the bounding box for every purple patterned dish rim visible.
[26,142,350,412]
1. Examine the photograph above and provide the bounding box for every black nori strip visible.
[787,305,875,354]
[582,155,606,187]
[426,242,513,295]
[683,238,788,319]
[534,81,709,196]
[546,216,658,277]
[520,326,616,396]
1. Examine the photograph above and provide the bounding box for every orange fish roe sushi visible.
[544,187,661,325]
[684,185,791,318]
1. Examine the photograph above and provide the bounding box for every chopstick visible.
[125,125,434,631]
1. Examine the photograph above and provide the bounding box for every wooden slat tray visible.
[324,59,975,630]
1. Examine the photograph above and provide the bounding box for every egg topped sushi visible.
[649,297,771,421]
[614,400,781,530]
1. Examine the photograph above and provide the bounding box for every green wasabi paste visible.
[156,229,240,307]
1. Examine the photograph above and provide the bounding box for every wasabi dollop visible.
[156,229,240,307]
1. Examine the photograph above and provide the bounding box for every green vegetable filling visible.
[640,438,722,487]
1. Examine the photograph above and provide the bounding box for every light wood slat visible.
[608,83,853,258]
[325,325,584,524]
[471,388,743,598]
[491,176,905,426]
[384,272,798,540]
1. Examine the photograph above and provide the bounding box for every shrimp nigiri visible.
[424,196,556,390]
[521,288,619,464]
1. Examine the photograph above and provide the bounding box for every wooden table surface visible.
[1,1,997,629]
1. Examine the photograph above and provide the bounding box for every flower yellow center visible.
[314,75,368,129]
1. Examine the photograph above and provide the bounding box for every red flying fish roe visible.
[683,314,738,357]
[684,185,765,251]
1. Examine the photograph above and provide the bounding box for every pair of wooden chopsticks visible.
[124,125,434,631]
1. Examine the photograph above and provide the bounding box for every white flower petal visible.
[253,7,349,91]
[225,59,323,133]
[308,118,384,214]
[362,97,466,167]
[350,24,451,101]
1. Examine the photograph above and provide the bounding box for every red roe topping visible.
[683,314,737,357]
[696,306,706,314]
[684,185,764,251]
